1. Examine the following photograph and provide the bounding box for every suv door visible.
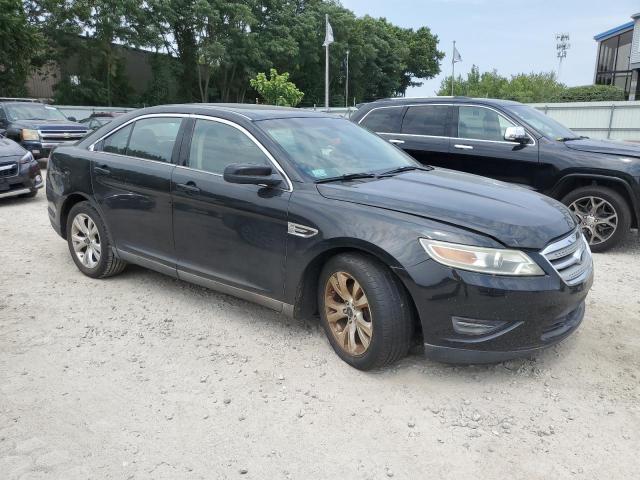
[91,115,185,272]
[449,105,539,188]
[171,117,291,304]
[395,104,452,166]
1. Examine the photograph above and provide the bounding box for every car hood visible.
[564,138,640,158]
[316,169,576,250]
[11,119,87,131]
[0,137,26,158]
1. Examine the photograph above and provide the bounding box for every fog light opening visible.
[452,317,507,336]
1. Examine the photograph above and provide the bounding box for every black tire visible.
[561,186,631,253]
[318,253,413,370]
[66,201,126,278]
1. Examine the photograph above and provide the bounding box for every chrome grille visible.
[0,162,18,178]
[541,230,592,286]
[38,129,88,142]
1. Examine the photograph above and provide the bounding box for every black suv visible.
[47,104,592,370]
[352,98,640,252]
[0,100,88,160]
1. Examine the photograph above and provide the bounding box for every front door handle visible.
[388,139,405,145]
[94,165,111,175]
[454,144,474,150]
[176,181,201,194]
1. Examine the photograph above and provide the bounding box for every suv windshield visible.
[257,117,417,180]
[506,105,579,141]
[5,103,68,121]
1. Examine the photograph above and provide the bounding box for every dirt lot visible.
[1,183,639,480]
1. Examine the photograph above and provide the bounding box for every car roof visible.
[134,103,339,121]
[365,97,523,108]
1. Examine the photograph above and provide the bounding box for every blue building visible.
[594,12,640,100]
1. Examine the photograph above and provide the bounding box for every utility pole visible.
[323,14,334,110]
[345,50,350,108]
[556,33,570,81]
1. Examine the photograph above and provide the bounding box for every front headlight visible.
[19,151,34,164]
[21,129,40,141]
[420,239,545,276]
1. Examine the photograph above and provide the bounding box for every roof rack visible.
[374,96,470,102]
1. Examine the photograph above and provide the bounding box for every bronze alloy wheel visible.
[324,271,373,356]
[569,196,618,246]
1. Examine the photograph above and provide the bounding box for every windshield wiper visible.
[376,165,433,177]
[315,172,377,184]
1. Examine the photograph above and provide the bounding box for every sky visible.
[340,0,638,96]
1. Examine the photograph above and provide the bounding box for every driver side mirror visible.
[504,126,528,144]
[223,164,282,187]
[67,116,77,122]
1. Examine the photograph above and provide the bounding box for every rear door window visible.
[101,124,133,155]
[401,105,450,136]
[359,107,404,133]
[126,117,182,162]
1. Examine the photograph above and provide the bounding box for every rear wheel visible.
[562,186,631,252]
[66,202,126,278]
[318,253,413,370]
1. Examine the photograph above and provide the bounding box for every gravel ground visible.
[1,181,639,480]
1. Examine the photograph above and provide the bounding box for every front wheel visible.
[66,202,126,278]
[562,186,631,253]
[318,253,413,370]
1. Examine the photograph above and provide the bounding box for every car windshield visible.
[5,103,68,121]
[506,105,579,141]
[257,117,417,180]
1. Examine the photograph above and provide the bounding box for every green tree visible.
[0,0,42,96]
[438,66,566,103]
[250,68,304,106]
[553,85,626,102]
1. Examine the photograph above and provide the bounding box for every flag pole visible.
[451,40,455,97]
[325,14,330,110]
[345,50,349,108]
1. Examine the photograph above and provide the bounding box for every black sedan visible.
[0,135,43,199]
[46,105,593,370]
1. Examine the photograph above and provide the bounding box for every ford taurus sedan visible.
[46,104,593,370]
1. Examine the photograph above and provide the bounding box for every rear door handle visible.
[388,139,405,145]
[454,144,474,150]
[176,181,201,194]
[94,165,111,175]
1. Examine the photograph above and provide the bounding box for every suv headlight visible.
[19,151,34,164]
[420,239,545,276]
[21,129,40,141]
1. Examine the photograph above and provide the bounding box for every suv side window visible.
[126,117,182,162]
[359,107,403,133]
[457,106,515,142]
[188,119,270,174]
[402,105,449,136]
[101,124,133,155]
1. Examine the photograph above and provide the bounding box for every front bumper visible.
[0,161,43,199]
[21,140,79,160]
[396,254,593,364]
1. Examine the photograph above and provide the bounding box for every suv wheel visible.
[66,202,126,278]
[318,253,413,370]
[562,186,631,252]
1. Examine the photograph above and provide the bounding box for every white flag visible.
[323,19,334,47]
[453,46,462,63]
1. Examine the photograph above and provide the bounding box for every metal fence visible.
[529,101,640,142]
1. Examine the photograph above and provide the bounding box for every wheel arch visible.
[59,192,94,239]
[550,174,639,228]
[290,240,421,335]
